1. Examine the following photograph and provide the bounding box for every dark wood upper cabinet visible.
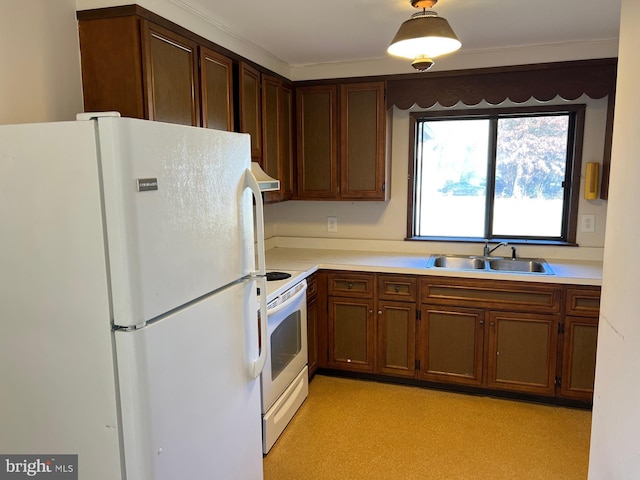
[78,14,147,119]
[262,74,280,179]
[261,75,294,203]
[141,21,200,126]
[239,62,262,163]
[295,81,388,201]
[78,9,241,130]
[199,47,234,131]
[79,15,200,126]
[340,82,387,200]
[296,84,340,199]
[279,84,294,201]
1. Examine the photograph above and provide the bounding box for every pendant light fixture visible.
[387,0,461,71]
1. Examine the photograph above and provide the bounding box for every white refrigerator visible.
[0,113,269,479]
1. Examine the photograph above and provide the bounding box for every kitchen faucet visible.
[483,241,508,257]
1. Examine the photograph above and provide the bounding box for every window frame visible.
[407,104,586,245]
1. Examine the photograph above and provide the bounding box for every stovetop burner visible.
[266,271,292,282]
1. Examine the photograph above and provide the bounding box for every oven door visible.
[261,280,308,414]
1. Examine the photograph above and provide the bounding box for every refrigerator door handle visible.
[244,168,268,378]
[244,169,266,277]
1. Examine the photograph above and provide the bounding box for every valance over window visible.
[386,58,617,109]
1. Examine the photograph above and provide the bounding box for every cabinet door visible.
[141,21,200,126]
[239,62,262,163]
[418,307,484,386]
[199,47,233,131]
[560,316,598,401]
[78,15,146,119]
[279,84,294,201]
[340,82,387,200]
[261,74,284,203]
[296,85,339,199]
[328,297,375,373]
[487,311,558,396]
[377,301,416,378]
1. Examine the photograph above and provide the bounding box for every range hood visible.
[251,162,280,192]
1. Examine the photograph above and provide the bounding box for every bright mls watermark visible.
[0,455,77,479]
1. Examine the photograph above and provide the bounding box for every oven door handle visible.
[267,282,307,317]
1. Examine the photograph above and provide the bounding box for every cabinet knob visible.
[378,310,383,315]
[479,320,484,325]
[348,283,353,289]
[490,321,495,327]
[394,286,400,293]
[369,309,373,314]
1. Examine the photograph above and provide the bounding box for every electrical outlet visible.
[580,214,595,233]
[327,216,338,233]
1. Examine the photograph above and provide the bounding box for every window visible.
[408,105,585,244]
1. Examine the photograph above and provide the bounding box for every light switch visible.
[327,216,338,233]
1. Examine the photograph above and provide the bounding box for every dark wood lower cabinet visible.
[307,295,318,377]
[327,297,375,373]
[377,301,416,377]
[560,316,598,401]
[318,272,598,404]
[487,311,558,396]
[418,307,484,386]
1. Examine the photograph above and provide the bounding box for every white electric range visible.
[258,269,310,454]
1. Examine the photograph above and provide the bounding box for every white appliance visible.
[0,113,269,480]
[260,272,309,453]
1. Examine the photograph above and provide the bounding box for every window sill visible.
[405,236,578,247]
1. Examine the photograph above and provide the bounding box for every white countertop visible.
[265,247,603,286]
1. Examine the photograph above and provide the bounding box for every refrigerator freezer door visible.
[96,117,255,327]
[115,280,263,480]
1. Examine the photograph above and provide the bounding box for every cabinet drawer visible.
[565,286,601,317]
[420,277,561,313]
[378,274,417,302]
[306,273,318,300]
[328,272,374,298]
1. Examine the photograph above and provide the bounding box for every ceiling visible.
[173,0,622,67]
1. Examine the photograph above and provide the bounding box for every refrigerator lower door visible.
[115,280,263,480]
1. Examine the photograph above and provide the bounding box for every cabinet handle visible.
[348,283,353,289]
[369,310,373,314]
[394,286,400,293]
[490,321,495,327]
[378,310,382,315]
[479,320,484,325]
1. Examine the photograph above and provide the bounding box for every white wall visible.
[588,0,640,477]
[0,0,83,124]
[268,94,610,261]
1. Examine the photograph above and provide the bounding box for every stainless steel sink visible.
[488,258,552,274]
[427,254,553,275]
[431,255,485,270]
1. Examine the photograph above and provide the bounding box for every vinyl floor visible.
[263,375,591,480]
